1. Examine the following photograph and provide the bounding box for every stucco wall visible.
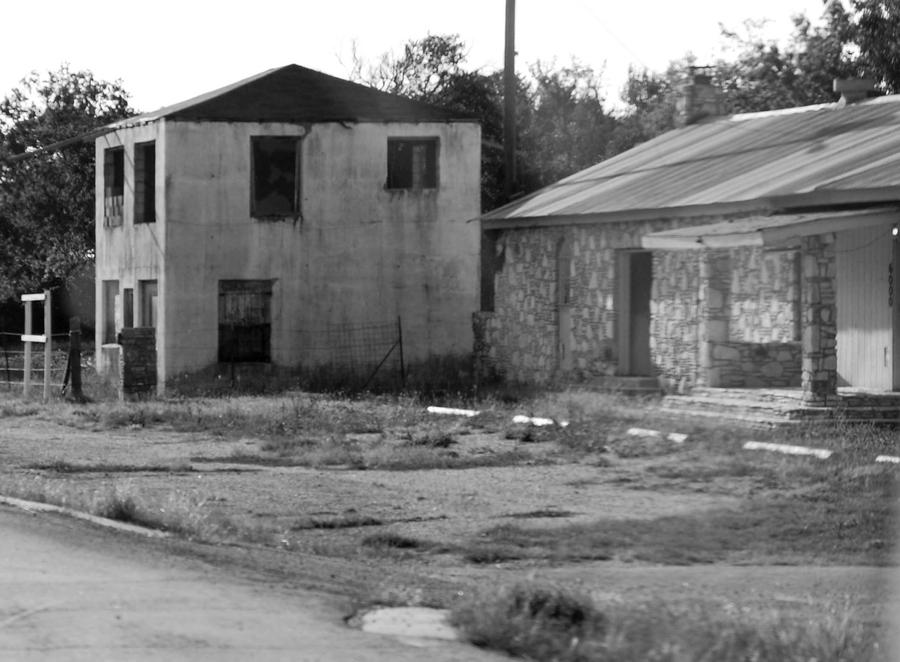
[94,123,165,378]
[160,120,480,381]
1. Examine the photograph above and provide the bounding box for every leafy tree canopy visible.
[0,65,131,302]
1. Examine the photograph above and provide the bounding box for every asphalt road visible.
[0,506,502,661]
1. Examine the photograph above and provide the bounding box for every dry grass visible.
[451,581,888,662]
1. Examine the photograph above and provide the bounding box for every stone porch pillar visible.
[800,235,837,405]
[697,250,730,387]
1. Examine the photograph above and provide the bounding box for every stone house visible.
[476,77,900,405]
[94,65,480,392]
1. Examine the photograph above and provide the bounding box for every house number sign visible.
[890,263,894,307]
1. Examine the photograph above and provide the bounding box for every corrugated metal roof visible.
[108,64,472,128]
[485,96,900,225]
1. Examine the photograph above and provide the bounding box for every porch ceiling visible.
[641,206,900,250]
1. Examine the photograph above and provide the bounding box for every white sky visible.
[0,0,832,114]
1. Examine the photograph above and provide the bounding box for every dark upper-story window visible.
[387,138,438,190]
[103,147,124,226]
[134,141,156,223]
[251,137,300,217]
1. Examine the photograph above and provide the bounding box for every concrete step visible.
[584,376,661,395]
[660,394,900,427]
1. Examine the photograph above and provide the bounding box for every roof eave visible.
[481,188,900,231]
[481,200,772,230]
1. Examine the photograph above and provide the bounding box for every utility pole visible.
[504,0,516,201]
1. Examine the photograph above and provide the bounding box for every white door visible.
[836,226,895,389]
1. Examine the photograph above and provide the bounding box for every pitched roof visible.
[110,64,473,127]
[484,95,900,227]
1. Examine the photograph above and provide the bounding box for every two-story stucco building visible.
[95,64,480,392]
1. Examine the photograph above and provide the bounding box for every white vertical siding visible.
[836,226,894,389]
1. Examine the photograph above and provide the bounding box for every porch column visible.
[697,250,730,387]
[800,235,837,405]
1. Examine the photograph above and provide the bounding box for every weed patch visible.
[361,532,433,550]
[291,514,383,530]
[27,461,193,474]
[503,509,578,519]
[451,581,888,662]
[468,491,897,565]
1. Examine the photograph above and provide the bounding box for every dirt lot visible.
[0,391,898,650]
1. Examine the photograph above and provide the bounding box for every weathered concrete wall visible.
[94,123,165,382]
[160,120,480,382]
[96,119,480,388]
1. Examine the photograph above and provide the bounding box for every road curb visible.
[0,495,169,538]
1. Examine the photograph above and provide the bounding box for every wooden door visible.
[836,226,895,389]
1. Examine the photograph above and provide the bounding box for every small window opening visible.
[219,280,273,362]
[387,138,437,190]
[123,288,134,328]
[103,147,124,226]
[134,141,156,223]
[102,280,120,343]
[139,280,158,327]
[251,137,299,217]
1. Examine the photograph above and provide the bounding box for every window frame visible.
[386,138,439,191]
[134,141,156,224]
[103,147,125,227]
[218,280,274,363]
[138,280,158,328]
[250,136,301,218]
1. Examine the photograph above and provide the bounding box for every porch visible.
[644,206,900,402]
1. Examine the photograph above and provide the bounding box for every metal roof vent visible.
[833,78,876,106]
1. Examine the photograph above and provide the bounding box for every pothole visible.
[353,606,460,644]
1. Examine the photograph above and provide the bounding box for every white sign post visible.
[20,290,51,402]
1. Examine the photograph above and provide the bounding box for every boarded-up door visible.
[836,226,896,389]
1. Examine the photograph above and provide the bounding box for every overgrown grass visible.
[465,466,898,565]
[451,581,888,662]
[0,473,235,539]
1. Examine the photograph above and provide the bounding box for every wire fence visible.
[0,331,71,391]
[290,318,404,390]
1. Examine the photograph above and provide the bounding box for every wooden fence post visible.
[43,289,51,403]
[23,300,32,398]
[69,316,83,401]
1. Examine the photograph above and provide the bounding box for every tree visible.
[353,35,617,208]
[852,0,900,91]
[0,65,132,302]
[516,60,615,190]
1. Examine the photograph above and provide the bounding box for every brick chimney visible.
[833,78,876,106]
[675,67,724,127]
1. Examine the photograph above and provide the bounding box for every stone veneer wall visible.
[477,214,756,384]
[728,248,799,343]
[651,250,701,390]
[800,234,837,404]
[705,341,802,387]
